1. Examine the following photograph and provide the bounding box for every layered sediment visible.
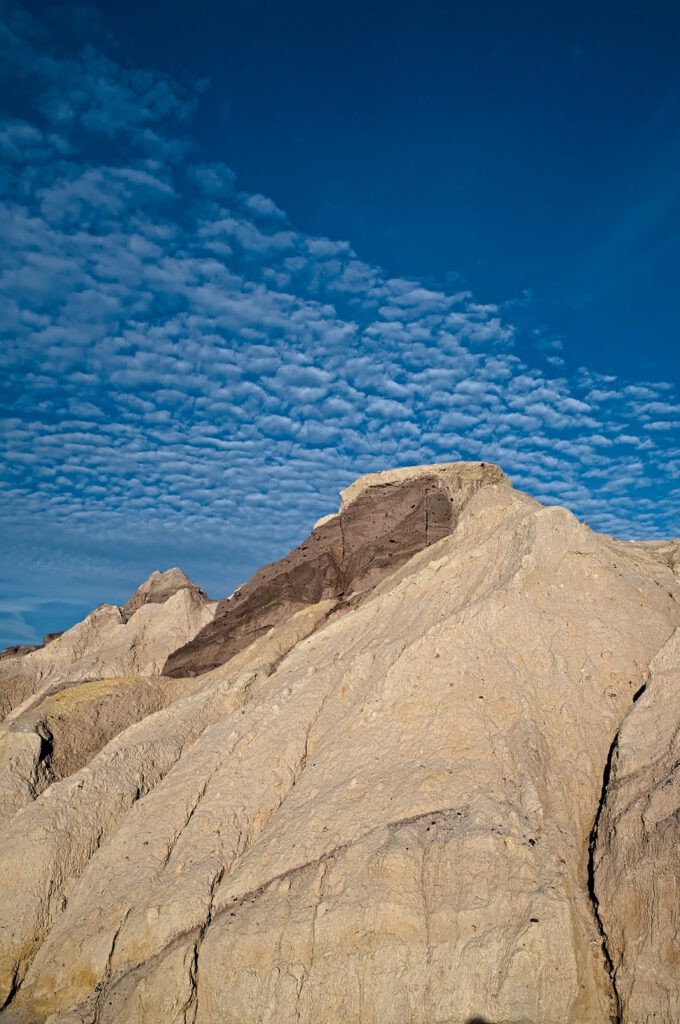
[0,462,678,1024]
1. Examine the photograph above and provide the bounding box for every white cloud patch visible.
[0,2,678,645]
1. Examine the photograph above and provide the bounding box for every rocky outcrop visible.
[164,462,506,677]
[0,572,216,721]
[593,627,680,1023]
[122,567,208,618]
[0,673,211,825]
[0,573,217,825]
[0,633,62,663]
[0,462,678,1024]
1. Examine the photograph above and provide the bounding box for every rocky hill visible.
[0,462,678,1024]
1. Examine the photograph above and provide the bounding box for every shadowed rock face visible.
[164,471,473,677]
[0,645,40,661]
[593,628,680,1023]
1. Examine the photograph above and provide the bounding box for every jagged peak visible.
[121,567,207,618]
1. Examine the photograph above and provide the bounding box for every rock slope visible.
[0,568,215,720]
[0,462,678,1024]
[593,627,680,1023]
[0,571,216,822]
[163,463,505,678]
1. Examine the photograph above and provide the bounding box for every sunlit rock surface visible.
[0,462,678,1024]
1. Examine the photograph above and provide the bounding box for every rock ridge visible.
[163,461,511,677]
[0,461,679,1024]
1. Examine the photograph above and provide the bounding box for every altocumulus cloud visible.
[0,3,678,644]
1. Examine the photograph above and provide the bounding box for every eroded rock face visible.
[122,567,208,618]
[0,673,210,825]
[0,573,216,721]
[0,461,678,1024]
[0,574,217,824]
[0,633,62,663]
[163,461,506,677]
[593,628,680,1024]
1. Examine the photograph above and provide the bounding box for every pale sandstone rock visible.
[0,463,678,1024]
[0,600,337,1009]
[593,627,680,1024]
[336,459,506,509]
[0,576,216,720]
[121,568,208,618]
[0,673,209,825]
[0,575,217,825]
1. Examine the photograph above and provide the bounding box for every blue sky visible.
[1,0,679,646]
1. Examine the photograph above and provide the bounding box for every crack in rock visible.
[587,678,649,1024]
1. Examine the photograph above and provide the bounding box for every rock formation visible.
[0,570,216,822]
[0,633,63,663]
[121,567,208,618]
[0,462,678,1024]
[163,462,504,678]
[593,628,680,1023]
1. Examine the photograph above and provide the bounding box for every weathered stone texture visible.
[0,462,678,1024]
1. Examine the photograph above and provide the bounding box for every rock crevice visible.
[587,729,626,1024]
